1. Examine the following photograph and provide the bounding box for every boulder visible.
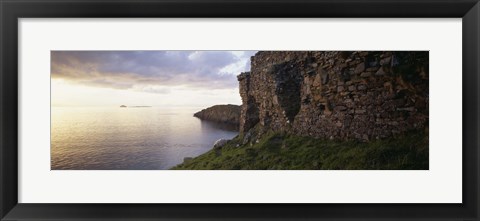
[213,139,230,148]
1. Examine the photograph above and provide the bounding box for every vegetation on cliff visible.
[193,104,241,128]
[171,128,428,170]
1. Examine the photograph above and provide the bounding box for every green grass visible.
[171,130,428,170]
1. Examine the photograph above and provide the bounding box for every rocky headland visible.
[193,104,241,129]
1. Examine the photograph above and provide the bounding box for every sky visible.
[51,51,257,107]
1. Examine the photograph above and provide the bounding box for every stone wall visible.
[237,51,429,141]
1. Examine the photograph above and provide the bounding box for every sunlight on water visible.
[51,107,238,170]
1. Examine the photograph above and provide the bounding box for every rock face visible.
[238,51,429,141]
[194,104,241,128]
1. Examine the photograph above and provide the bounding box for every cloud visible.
[51,50,256,93]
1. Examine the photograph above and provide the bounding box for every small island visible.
[119,105,152,108]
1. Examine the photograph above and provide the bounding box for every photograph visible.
[3,0,477,219]
[51,50,429,170]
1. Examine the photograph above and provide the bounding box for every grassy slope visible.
[171,130,428,170]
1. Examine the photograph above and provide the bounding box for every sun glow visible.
[51,79,241,107]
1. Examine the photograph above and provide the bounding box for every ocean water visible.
[51,107,238,170]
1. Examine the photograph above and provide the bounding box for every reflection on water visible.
[51,107,238,170]
[200,120,239,132]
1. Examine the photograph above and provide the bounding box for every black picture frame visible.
[1,0,479,220]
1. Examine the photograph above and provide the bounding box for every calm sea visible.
[51,107,238,170]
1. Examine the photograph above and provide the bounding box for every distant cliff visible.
[193,104,241,128]
[238,51,429,141]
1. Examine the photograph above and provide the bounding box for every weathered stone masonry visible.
[237,51,429,141]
